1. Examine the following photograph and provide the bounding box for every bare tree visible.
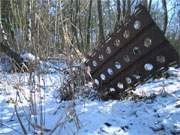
[1,0,12,35]
[86,0,93,51]
[114,0,121,30]
[148,0,152,12]
[127,0,131,17]
[117,0,121,23]
[162,0,168,34]
[141,0,148,9]
[97,0,105,42]
[122,0,126,22]
[27,0,32,50]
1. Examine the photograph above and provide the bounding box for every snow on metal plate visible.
[85,5,180,99]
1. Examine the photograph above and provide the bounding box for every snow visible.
[0,60,180,135]
[20,52,36,62]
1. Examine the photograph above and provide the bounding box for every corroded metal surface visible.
[85,5,180,99]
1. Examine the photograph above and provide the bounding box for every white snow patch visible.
[0,63,180,135]
[20,52,36,62]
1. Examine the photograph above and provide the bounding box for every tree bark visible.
[1,0,17,49]
[86,0,92,50]
[77,0,84,52]
[0,1,23,69]
[162,0,168,34]
[122,0,126,16]
[114,0,121,31]
[27,0,32,47]
[127,0,131,17]
[142,0,148,9]
[1,0,12,33]
[106,0,111,32]
[148,0,152,12]
[117,0,121,23]
[0,40,23,68]
[97,0,105,42]
[122,0,126,23]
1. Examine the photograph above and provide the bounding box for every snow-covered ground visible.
[0,61,179,135]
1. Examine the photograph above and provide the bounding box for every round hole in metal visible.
[94,79,99,86]
[109,88,116,92]
[144,63,153,71]
[123,30,130,39]
[3,35,8,40]
[114,61,122,69]
[92,60,97,67]
[114,39,120,47]
[134,20,141,30]
[126,77,132,84]
[106,46,111,54]
[144,38,152,48]
[107,68,114,75]
[117,82,124,89]
[156,55,165,63]
[133,46,141,55]
[123,55,130,63]
[100,73,106,80]
[132,74,141,80]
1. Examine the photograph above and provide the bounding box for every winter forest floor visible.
[0,60,180,135]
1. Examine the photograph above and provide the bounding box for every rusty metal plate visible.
[85,5,180,99]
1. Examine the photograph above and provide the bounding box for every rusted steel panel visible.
[85,5,179,99]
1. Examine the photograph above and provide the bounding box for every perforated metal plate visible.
[85,5,180,99]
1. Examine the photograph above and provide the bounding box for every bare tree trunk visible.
[97,0,105,42]
[122,0,126,23]
[142,0,148,9]
[71,0,81,51]
[54,0,59,48]
[75,0,80,47]
[77,0,84,52]
[0,25,23,68]
[0,1,23,69]
[0,41,23,67]
[59,0,65,51]
[162,0,168,34]
[86,0,92,51]
[148,0,152,12]
[1,0,17,50]
[114,0,121,31]
[1,0,11,34]
[127,0,131,17]
[117,0,121,22]
[70,0,75,45]
[106,0,112,32]
[27,0,32,48]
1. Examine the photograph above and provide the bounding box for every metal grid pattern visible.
[85,5,180,99]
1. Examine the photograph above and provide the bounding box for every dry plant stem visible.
[13,85,28,135]
[14,103,27,135]
[16,102,51,133]
[71,102,81,129]
[15,72,51,134]
[37,73,45,134]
